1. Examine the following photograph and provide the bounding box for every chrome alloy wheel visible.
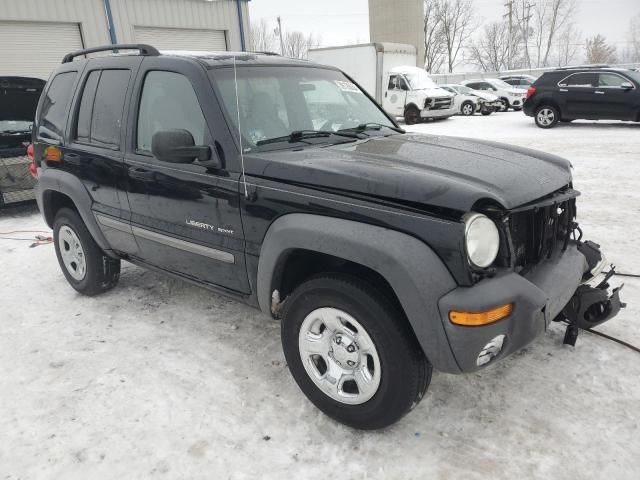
[58,225,87,281]
[537,108,556,126]
[298,307,381,405]
[462,103,474,115]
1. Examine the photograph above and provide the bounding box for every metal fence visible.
[430,63,640,84]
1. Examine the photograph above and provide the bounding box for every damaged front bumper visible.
[436,240,624,373]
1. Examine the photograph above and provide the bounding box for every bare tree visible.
[438,0,476,73]
[282,31,321,59]
[468,21,515,71]
[554,23,581,66]
[530,0,579,67]
[585,34,618,64]
[249,19,276,53]
[423,0,446,72]
[625,14,640,62]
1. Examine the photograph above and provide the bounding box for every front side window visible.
[137,71,207,153]
[212,66,395,149]
[38,71,77,142]
[598,73,630,88]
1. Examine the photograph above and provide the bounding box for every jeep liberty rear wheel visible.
[281,274,431,430]
[53,208,120,296]
[404,105,420,125]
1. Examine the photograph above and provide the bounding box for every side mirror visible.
[621,82,634,90]
[151,129,217,166]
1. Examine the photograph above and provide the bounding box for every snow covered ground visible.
[1,113,639,479]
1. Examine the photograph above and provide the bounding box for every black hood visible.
[0,77,45,122]
[245,134,573,212]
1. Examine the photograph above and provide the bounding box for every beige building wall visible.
[368,0,424,67]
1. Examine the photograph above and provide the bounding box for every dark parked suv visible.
[32,45,623,429]
[524,67,640,128]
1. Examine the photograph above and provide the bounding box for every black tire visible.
[481,109,493,116]
[461,101,475,116]
[404,105,420,125]
[534,105,560,129]
[513,106,523,112]
[53,207,120,296]
[281,274,431,430]
[498,98,509,112]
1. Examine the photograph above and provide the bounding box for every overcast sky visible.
[249,0,640,51]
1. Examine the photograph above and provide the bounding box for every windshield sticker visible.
[334,80,362,93]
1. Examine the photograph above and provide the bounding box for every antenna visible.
[233,56,249,199]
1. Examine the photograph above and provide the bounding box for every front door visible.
[594,73,636,120]
[383,74,408,116]
[124,60,249,294]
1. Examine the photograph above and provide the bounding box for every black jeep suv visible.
[32,45,623,429]
[524,67,640,128]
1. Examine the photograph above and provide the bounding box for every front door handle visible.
[595,91,605,95]
[129,167,155,181]
[559,88,568,92]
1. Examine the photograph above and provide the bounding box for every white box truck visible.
[308,43,456,124]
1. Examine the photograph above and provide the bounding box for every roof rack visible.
[62,44,160,63]
[555,64,610,71]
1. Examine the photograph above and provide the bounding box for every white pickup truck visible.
[308,44,457,124]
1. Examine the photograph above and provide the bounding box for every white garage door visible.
[135,26,227,52]
[0,21,84,79]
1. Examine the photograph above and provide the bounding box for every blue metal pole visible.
[103,0,118,45]
[236,0,246,51]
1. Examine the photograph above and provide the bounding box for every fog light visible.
[476,335,506,367]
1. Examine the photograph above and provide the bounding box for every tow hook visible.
[560,266,626,346]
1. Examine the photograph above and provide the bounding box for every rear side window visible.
[137,71,207,153]
[38,71,77,142]
[75,69,130,148]
[561,73,597,87]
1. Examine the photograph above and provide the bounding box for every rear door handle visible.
[595,91,605,95]
[559,88,568,92]
[129,167,155,181]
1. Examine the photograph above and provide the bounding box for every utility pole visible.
[276,16,285,56]
[504,1,514,70]
[521,2,535,68]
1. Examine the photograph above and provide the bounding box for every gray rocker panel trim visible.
[35,168,115,256]
[256,213,461,373]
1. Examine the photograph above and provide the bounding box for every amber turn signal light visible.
[449,303,513,327]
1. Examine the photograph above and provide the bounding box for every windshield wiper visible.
[339,123,405,134]
[256,130,360,147]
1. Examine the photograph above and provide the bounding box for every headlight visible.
[464,213,500,268]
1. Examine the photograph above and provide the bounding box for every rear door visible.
[123,58,249,294]
[65,57,142,254]
[594,72,636,120]
[559,72,598,117]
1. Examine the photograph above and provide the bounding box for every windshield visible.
[403,70,437,90]
[626,70,640,84]
[490,79,512,89]
[0,120,32,133]
[211,66,395,149]
[456,85,474,95]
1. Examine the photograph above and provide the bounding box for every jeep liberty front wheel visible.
[53,208,120,296]
[281,274,431,430]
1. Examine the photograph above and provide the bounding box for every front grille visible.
[426,97,453,110]
[505,189,579,272]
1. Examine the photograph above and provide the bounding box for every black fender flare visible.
[256,213,461,373]
[36,168,114,255]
